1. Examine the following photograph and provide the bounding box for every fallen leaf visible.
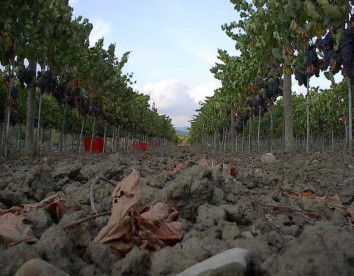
[168,163,184,174]
[94,168,144,251]
[0,193,74,221]
[199,158,209,166]
[94,169,182,252]
[0,213,37,246]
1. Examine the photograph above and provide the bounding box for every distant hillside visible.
[175,127,189,136]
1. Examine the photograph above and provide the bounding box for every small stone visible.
[311,160,319,165]
[226,194,237,203]
[266,231,283,249]
[0,243,39,276]
[56,177,70,188]
[222,224,241,241]
[281,225,300,237]
[79,265,95,276]
[84,242,121,273]
[221,204,242,223]
[211,187,225,205]
[253,168,263,178]
[25,209,53,238]
[176,248,250,276]
[28,164,55,201]
[36,225,73,273]
[348,164,354,170]
[151,246,209,276]
[112,247,151,276]
[241,231,254,239]
[15,258,68,276]
[196,204,226,227]
[260,153,276,164]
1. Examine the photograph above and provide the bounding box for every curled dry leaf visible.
[0,192,74,247]
[0,213,37,246]
[94,168,182,252]
[168,162,184,174]
[199,157,209,166]
[94,168,144,251]
[0,192,75,221]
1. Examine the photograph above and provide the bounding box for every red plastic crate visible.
[133,141,139,151]
[140,142,147,151]
[84,138,104,153]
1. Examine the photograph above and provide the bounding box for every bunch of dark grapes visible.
[233,77,282,133]
[90,102,100,117]
[11,86,19,99]
[38,71,57,94]
[17,68,33,87]
[330,50,343,74]
[305,45,320,77]
[295,72,308,87]
[317,32,334,69]
[339,28,354,79]
[51,79,68,105]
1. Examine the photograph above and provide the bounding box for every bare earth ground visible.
[1,146,354,275]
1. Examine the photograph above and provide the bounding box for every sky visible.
[69,0,342,128]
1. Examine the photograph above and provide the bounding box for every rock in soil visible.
[177,248,250,276]
[0,243,39,276]
[36,225,74,273]
[261,222,354,275]
[15,258,68,276]
[112,246,151,276]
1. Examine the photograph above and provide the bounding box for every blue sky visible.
[69,0,342,127]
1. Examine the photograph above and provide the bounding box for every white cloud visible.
[190,81,220,104]
[90,19,112,46]
[136,79,199,127]
[172,115,194,127]
[136,79,225,127]
[143,79,187,110]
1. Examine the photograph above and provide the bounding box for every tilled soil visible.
[1,146,354,275]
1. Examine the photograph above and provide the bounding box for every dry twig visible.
[260,203,324,219]
[62,212,111,229]
[98,176,117,187]
[90,178,99,214]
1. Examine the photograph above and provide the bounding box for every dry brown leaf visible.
[94,168,144,250]
[0,193,74,221]
[137,202,182,244]
[94,169,182,252]
[168,163,184,174]
[346,206,354,223]
[0,213,37,246]
[199,158,209,166]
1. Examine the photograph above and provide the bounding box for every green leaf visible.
[323,4,344,20]
[305,1,320,19]
[324,71,335,85]
[271,48,282,60]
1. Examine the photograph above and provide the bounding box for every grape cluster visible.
[11,86,19,99]
[37,71,57,94]
[295,72,308,87]
[235,78,282,132]
[340,28,354,79]
[305,45,320,77]
[295,43,322,87]
[317,32,334,69]
[317,25,354,79]
[17,68,33,87]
